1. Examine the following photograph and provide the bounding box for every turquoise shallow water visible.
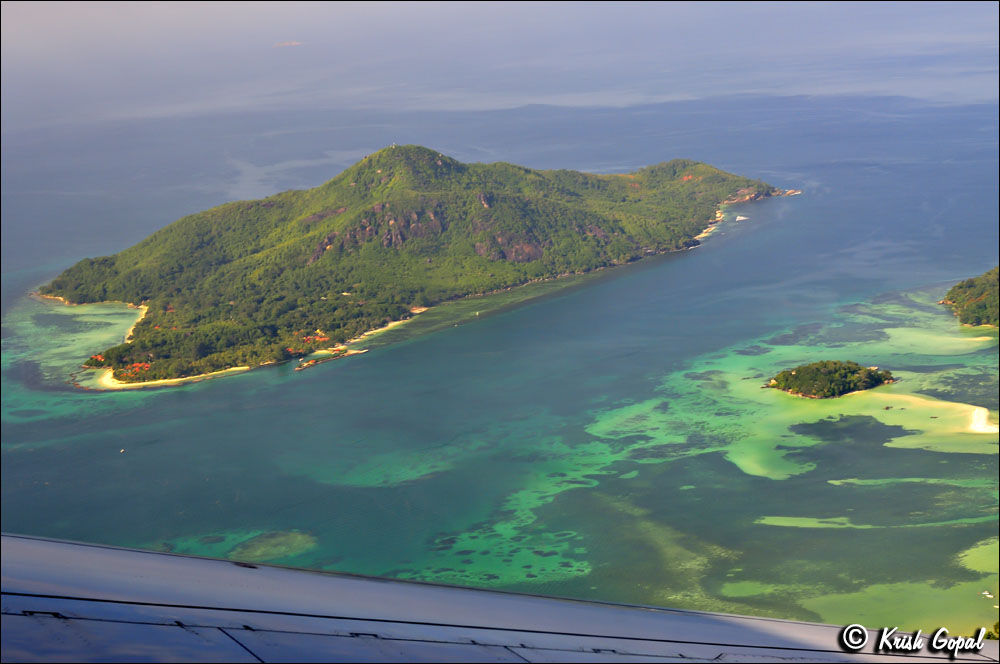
[2,98,998,632]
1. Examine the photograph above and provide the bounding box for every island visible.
[940,266,999,327]
[767,361,893,398]
[40,145,789,383]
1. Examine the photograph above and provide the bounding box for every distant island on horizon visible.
[40,145,793,384]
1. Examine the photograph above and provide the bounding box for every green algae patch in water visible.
[150,529,266,559]
[529,490,792,618]
[958,537,999,574]
[755,516,878,529]
[389,436,633,587]
[148,528,318,565]
[227,530,318,562]
[719,580,815,600]
[590,493,744,614]
[881,327,996,356]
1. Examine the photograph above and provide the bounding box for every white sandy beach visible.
[123,305,150,341]
[96,365,251,390]
[867,392,1000,435]
[345,317,412,344]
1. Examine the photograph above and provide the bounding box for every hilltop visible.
[41,146,782,382]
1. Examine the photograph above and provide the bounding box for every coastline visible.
[81,310,407,390]
[36,294,242,390]
[35,292,150,343]
[307,348,369,359]
[35,293,73,305]
[693,189,799,243]
[95,365,251,390]
[770,384,893,400]
[56,189,799,390]
[123,304,150,342]
[309,316,419,356]
[344,318,411,345]
[86,315,407,390]
[694,225,719,241]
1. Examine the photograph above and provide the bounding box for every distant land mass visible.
[768,361,894,399]
[40,145,788,382]
[941,266,999,327]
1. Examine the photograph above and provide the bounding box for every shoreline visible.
[35,292,147,314]
[81,315,404,390]
[694,225,719,241]
[344,318,411,345]
[35,293,150,343]
[35,292,73,305]
[307,347,369,359]
[770,384,893,400]
[123,304,150,342]
[53,189,798,390]
[85,316,404,390]
[95,365,251,390]
[692,188,799,243]
[35,294,244,390]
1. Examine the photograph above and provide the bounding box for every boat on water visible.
[735,215,749,221]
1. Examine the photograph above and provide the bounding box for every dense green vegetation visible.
[41,145,779,381]
[942,267,998,326]
[768,361,893,398]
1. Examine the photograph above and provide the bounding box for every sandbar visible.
[970,407,1000,434]
[867,392,998,435]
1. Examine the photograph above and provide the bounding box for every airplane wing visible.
[3,534,995,662]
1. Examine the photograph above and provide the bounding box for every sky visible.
[1,1,998,131]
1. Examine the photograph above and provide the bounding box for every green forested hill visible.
[942,267,999,326]
[41,145,779,381]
